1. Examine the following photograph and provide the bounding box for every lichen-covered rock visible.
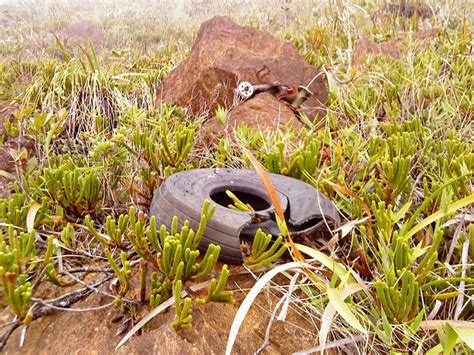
[155,16,328,119]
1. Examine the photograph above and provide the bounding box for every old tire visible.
[150,168,340,264]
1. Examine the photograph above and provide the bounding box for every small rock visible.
[38,22,106,51]
[0,103,34,197]
[0,147,14,198]
[0,103,16,138]
[0,145,13,173]
[352,28,439,66]
[387,0,433,19]
[0,104,17,196]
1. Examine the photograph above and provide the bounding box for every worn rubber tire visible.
[150,168,340,264]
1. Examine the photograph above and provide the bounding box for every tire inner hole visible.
[210,190,271,212]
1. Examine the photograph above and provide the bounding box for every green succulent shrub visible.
[87,200,234,329]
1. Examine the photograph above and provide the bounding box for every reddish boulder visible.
[353,29,439,65]
[155,16,327,119]
[201,92,304,143]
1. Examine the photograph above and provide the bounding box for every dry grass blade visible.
[405,194,474,239]
[335,217,369,239]
[295,243,353,284]
[226,262,312,355]
[242,147,284,221]
[452,327,474,350]
[325,181,371,216]
[294,334,365,354]
[116,291,186,351]
[0,170,16,180]
[319,284,366,352]
[242,147,306,263]
[26,202,41,233]
[115,279,213,350]
[454,236,470,320]
[277,271,299,321]
[327,286,366,333]
[420,320,474,331]
[52,32,71,62]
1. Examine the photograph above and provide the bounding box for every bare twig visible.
[31,298,114,312]
[277,271,300,321]
[62,271,138,305]
[454,234,470,320]
[255,293,287,355]
[293,334,365,354]
[0,275,112,350]
[0,323,18,350]
[446,213,466,263]
[0,319,18,329]
[59,267,113,274]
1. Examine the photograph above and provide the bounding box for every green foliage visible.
[0,194,31,228]
[86,199,232,329]
[155,201,220,282]
[197,265,235,305]
[105,249,131,296]
[127,206,149,259]
[215,105,228,126]
[0,228,37,321]
[59,223,76,249]
[125,109,196,195]
[159,119,195,177]
[149,272,172,308]
[202,42,473,350]
[374,269,420,324]
[426,323,474,354]
[45,262,63,286]
[34,162,102,217]
[225,190,255,213]
[171,280,193,331]
[0,193,67,319]
[145,202,232,326]
[42,235,64,286]
[0,271,32,322]
[0,227,37,273]
[245,229,287,269]
[85,215,110,247]
[105,214,129,248]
